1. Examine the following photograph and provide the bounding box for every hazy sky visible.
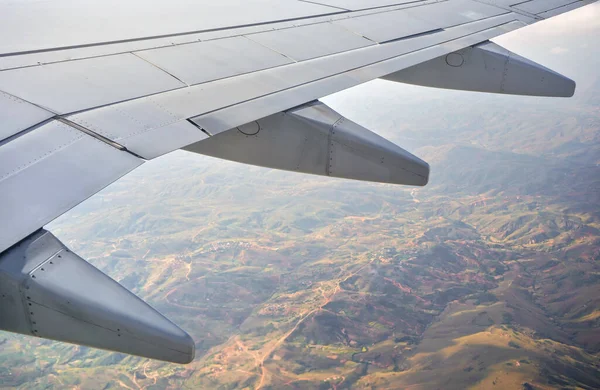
[325,3,600,121]
[495,3,600,89]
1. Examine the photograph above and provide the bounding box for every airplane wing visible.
[0,0,596,363]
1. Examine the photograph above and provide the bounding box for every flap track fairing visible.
[185,101,429,186]
[0,230,195,364]
[382,41,576,97]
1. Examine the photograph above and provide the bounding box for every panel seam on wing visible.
[131,52,190,87]
[26,300,192,355]
[0,9,350,58]
[243,35,298,63]
[0,123,84,182]
[193,18,518,122]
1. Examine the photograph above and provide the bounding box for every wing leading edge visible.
[0,0,597,363]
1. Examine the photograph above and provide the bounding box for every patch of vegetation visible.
[508,341,521,349]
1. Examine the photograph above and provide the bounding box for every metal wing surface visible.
[0,0,597,363]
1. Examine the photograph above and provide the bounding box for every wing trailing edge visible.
[382,41,576,98]
[0,230,195,364]
[184,101,429,187]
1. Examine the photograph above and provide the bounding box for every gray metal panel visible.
[68,14,516,150]
[187,111,329,175]
[0,0,342,55]
[0,11,340,71]
[186,100,428,186]
[186,2,438,41]
[117,120,207,159]
[383,41,576,97]
[0,91,54,142]
[483,0,522,6]
[247,22,375,61]
[0,54,184,114]
[135,36,293,86]
[333,8,439,43]
[0,6,354,71]
[0,230,195,364]
[70,97,180,141]
[536,0,597,18]
[0,18,321,71]
[0,120,142,253]
[0,271,30,334]
[477,0,597,17]
[513,0,578,14]
[0,0,589,71]
[71,101,209,159]
[27,241,194,363]
[404,0,508,28]
[67,66,292,149]
[191,18,523,134]
[0,230,60,335]
[308,0,422,10]
[0,0,509,71]
[108,17,453,128]
[0,38,201,71]
[0,2,418,71]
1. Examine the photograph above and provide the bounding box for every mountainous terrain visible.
[1,14,599,390]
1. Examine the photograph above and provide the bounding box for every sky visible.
[324,2,600,127]
[495,2,600,89]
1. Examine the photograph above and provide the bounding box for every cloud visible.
[550,46,569,54]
